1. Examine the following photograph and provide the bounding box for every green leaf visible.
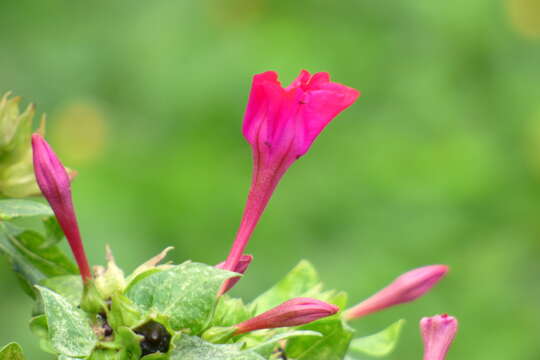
[251,260,321,312]
[286,316,354,360]
[249,330,321,358]
[28,315,57,355]
[42,216,64,247]
[40,275,83,306]
[0,199,53,220]
[126,262,235,334]
[36,286,97,357]
[170,335,265,360]
[0,222,77,297]
[347,320,405,359]
[211,295,254,327]
[0,343,24,360]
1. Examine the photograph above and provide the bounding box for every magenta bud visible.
[344,265,448,320]
[420,314,458,360]
[234,297,339,334]
[31,133,91,282]
[216,254,253,294]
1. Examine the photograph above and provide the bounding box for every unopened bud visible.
[31,133,91,282]
[234,297,338,334]
[420,314,458,360]
[344,265,448,320]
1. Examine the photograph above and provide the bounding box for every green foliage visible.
[251,260,321,312]
[247,331,321,358]
[36,286,97,358]
[347,320,405,359]
[0,93,40,198]
[125,262,235,334]
[28,315,56,354]
[169,335,265,360]
[0,200,78,298]
[211,296,254,327]
[286,316,354,360]
[0,343,24,360]
[0,200,53,220]
[0,202,406,360]
[40,275,83,307]
[0,221,78,298]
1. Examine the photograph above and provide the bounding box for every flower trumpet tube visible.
[344,265,448,320]
[420,314,458,360]
[222,70,359,274]
[31,133,92,283]
[234,297,339,334]
[216,254,253,294]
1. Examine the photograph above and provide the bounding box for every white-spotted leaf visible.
[36,286,97,357]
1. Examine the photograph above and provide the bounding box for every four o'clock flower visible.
[221,70,359,276]
[31,133,92,283]
[420,314,458,360]
[234,297,339,334]
[344,265,448,320]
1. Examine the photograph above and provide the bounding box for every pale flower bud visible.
[420,314,458,360]
[344,265,448,320]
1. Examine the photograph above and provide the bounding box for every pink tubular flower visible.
[216,254,253,294]
[421,314,458,360]
[222,70,359,274]
[234,297,339,334]
[344,265,448,320]
[31,133,92,283]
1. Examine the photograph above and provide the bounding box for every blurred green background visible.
[1,0,540,359]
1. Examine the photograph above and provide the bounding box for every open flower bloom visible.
[221,70,359,275]
[234,297,339,334]
[421,314,458,360]
[344,265,448,320]
[216,254,253,294]
[31,134,92,282]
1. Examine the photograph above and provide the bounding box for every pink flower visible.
[234,297,339,334]
[31,134,92,283]
[221,70,359,274]
[344,265,448,320]
[420,314,458,360]
[216,254,253,294]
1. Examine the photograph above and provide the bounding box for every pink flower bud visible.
[234,297,339,334]
[216,254,253,294]
[222,70,359,273]
[344,265,448,320]
[420,314,458,360]
[31,133,91,282]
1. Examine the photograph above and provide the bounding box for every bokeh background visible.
[1,0,540,359]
